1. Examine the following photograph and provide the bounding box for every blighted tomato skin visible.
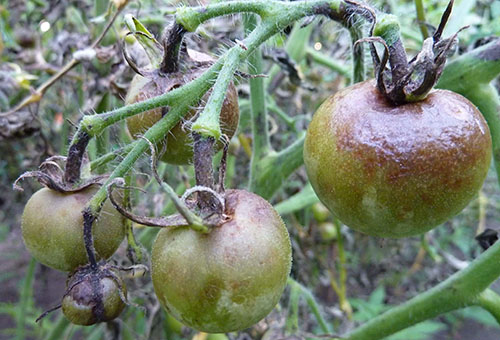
[304,80,492,238]
[125,71,239,165]
[151,189,292,333]
[21,186,125,271]
[62,272,126,326]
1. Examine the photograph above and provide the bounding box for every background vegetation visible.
[1,0,499,339]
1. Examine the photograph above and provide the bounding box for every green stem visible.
[244,14,272,191]
[476,289,500,324]
[334,218,351,318]
[288,277,331,334]
[414,0,429,39]
[286,279,301,334]
[345,238,500,339]
[77,64,219,138]
[86,104,191,214]
[157,180,208,233]
[275,183,319,215]
[90,144,135,172]
[252,134,305,200]
[192,47,242,139]
[176,1,274,32]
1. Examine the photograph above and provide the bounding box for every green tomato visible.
[21,186,125,272]
[312,202,330,222]
[319,222,337,242]
[151,189,292,333]
[304,80,492,238]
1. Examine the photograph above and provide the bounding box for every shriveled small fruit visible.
[304,80,492,238]
[21,185,125,271]
[151,189,292,333]
[62,268,126,326]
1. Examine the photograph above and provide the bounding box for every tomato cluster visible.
[17,7,494,333]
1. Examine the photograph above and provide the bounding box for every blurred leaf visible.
[387,320,446,340]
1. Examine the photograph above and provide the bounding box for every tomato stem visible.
[82,209,98,269]
[64,130,91,185]
[192,133,218,211]
[160,22,187,74]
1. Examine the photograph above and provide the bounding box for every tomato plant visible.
[3,0,500,339]
[304,80,492,237]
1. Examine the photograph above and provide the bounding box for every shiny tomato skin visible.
[151,189,292,333]
[304,80,492,238]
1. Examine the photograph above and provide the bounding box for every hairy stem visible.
[64,131,90,184]
[160,22,187,74]
[192,134,217,211]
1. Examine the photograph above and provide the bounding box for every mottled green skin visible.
[304,80,492,238]
[125,71,239,165]
[21,186,125,271]
[62,273,126,326]
[151,189,292,333]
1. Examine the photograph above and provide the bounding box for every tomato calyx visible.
[13,154,107,193]
[366,0,464,105]
[107,135,231,232]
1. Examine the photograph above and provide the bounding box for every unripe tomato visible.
[312,202,330,222]
[319,222,337,242]
[151,189,292,333]
[125,58,239,165]
[304,80,492,238]
[21,186,125,271]
[62,270,126,325]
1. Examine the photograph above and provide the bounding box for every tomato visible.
[151,189,292,333]
[319,222,337,242]
[304,80,492,238]
[21,186,125,271]
[62,269,126,326]
[125,56,239,165]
